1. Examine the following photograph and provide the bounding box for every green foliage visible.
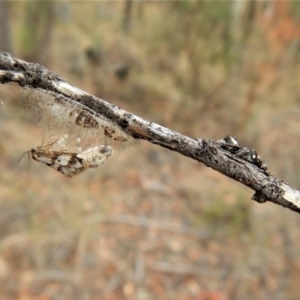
[192,192,252,235]
[289,0,300,21]
[17,2,54,64]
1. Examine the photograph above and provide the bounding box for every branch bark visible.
[1,52,300,213]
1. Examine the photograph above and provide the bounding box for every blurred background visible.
[1,1,300,299]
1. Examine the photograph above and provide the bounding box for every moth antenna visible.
[16,149,32,166]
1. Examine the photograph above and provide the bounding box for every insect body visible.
[220,135,241,153]
[31,145,113,178]
[103,126,130,143]
[69,110,99,128]
[219,135,269,175]
[77,145,114,168]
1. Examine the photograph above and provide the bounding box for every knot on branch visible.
[252,178,284,203]
[0,52,63,88]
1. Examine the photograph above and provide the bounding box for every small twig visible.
[1,52,300,213]
[100,214,210,239]
[146,261,200,276]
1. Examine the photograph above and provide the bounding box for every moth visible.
[30,145,113,178]
[69,109,99,128]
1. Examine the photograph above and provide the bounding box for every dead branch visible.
[1,52,300,213]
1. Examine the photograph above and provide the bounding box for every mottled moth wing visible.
[31,148,89,178]
[31,144,113,178]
